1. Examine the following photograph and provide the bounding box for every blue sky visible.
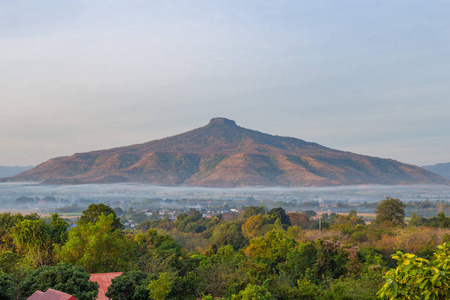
[1,1,449,166]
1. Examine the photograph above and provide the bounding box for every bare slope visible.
[4,118,448,186]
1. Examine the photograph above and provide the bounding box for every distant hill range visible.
[2,118,448,187]
[0,166,33,178]
[422,162,450,180]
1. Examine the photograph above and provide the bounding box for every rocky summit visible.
[3,118,449,186]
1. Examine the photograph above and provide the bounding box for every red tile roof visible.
[27,289,77,300]
[89,272,122,300]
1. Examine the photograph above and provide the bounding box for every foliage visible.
[197,245,244,297]
[147,272,174,300]
[78,203,122,230]
[329,212,365,236]
[174,209,207,233]
[243,206,266,219]
[313,239,361,280]
[267,207,291,226]
[374,198,406,227]
[243,230,296,282]
[211,221,248,251]
[12,218,63,267]
[408,212,450,228]
[106,270,151,300]
[322,276,379,300]
[19,263,98,300]
[288,212,312,229]
[278,242,317,286]
[58,214,134,273]
[0,212,39,250]
[229,284,274,300]
[377,243,450,300]
[242,214,269,239]
[166,271,198,300]
[0,270,15,300]
[5,202,450,300]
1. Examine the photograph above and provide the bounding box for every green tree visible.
[147,272,174,300]
[211,222,248,251]
[13,219,54,266]
[243,206,266,219]
[437,212,450,228]
[58,214,134,273]
[242,214,269,238]
[409,213,423,227]
[197,245,244,297]
[374,197,405,227]
[377,243,450,300]
[0,270,15,300]
[106,271,151,300]
[230,284,274,300]
[78,203,122,230]
[243,230,296,283]
[19,264,98,300]
[267,207,291,226]
[330,213,365,235]
[278,242,317,286]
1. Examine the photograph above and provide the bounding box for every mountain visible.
[2,118,448,187]
[0,166,33,178]
[422,163,450,179]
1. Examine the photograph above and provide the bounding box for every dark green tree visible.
[267,207,291,226]
[437,212,450,228]
[19,264,98,300]
[0,271,15,300]
[106,271,151,300]
[78,203,122,230]
[49,214,69,245]
[211,222,248,251]
[243,206,266,219]
[374,197,405,227]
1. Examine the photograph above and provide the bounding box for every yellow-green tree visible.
[378,243,450,299]
[58,214,134,273]
[13,219,55,266]
[242,214,268,239]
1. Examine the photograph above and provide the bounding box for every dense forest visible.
[2,198,450,299]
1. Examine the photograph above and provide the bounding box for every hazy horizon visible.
[1,182,449,204]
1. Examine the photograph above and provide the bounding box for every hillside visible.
[422,162,450,179]
[2,118,448,187]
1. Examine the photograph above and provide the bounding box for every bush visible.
[19,264,98,300]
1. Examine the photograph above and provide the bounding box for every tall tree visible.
[58,214,134,273]
[374,197,405,227]
[243,206,266,219]
[78,203,122,230]
[13,219,54,266]
[267,207,291,226]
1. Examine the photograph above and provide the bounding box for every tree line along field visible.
[1,198,450,299]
